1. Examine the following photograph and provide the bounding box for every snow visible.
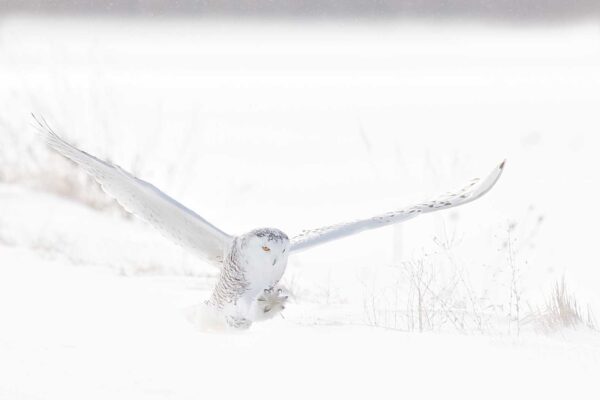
[1,15,600,399]
[1,218,598,399]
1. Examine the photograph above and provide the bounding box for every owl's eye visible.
[262,245,271,252]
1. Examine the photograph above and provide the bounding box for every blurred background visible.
[2,0,600,19]
[1,1,599,331]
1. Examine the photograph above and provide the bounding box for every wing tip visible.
[499,159,507,170]
[31,113,70,152]
[31,112,57,139]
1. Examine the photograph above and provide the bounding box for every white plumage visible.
[33,115,505,329]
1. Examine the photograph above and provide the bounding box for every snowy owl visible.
[34,116,505,329]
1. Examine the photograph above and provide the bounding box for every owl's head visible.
[237,228,290,270]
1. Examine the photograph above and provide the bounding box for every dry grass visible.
[526,277,596,333]
[360,250,497,334]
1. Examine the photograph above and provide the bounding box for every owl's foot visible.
[255,287,288,320]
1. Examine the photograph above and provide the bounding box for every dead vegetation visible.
[526,278,596,333]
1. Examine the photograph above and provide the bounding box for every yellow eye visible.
[262,245,271,252]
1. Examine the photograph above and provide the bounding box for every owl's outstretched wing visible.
[33,115,232,267]
[290,161,505,253]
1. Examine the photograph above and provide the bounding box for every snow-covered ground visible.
[1,185,599,399]
[1,16,600,399]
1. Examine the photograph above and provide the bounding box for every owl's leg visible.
[249,286,288,322]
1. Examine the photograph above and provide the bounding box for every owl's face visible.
[238,228,290,290]
[242,228,289,266]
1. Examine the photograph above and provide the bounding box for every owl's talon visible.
[254,286,288,320]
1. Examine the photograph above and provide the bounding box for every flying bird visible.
[33,115,505,329]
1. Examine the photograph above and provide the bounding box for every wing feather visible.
[290,161,505,253]
[33,115,232,267]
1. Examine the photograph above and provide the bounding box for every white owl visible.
[34,116,504,329]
